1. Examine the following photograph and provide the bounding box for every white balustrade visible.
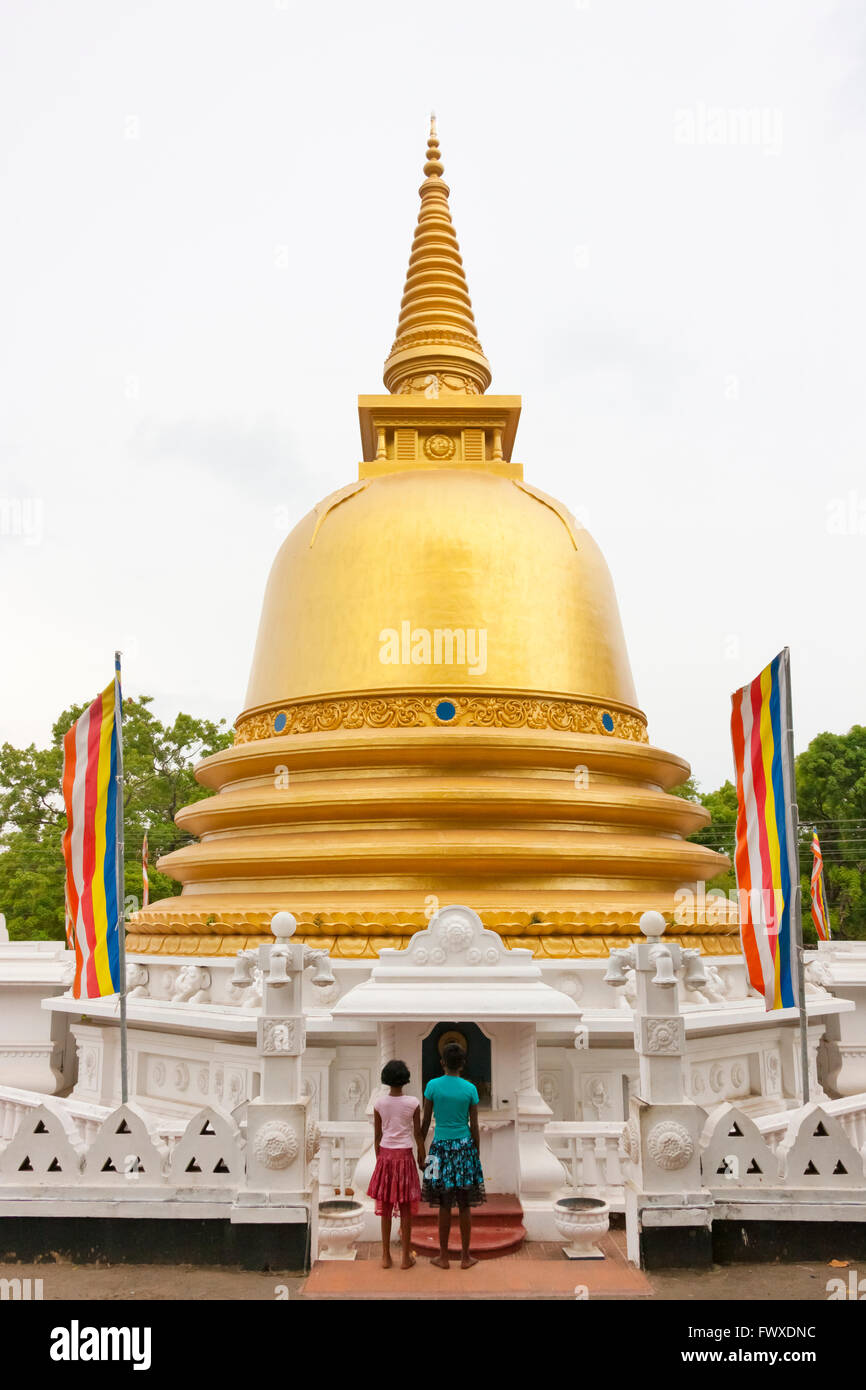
[317,1120,371,1196]
[546,1095,866,1206]
[0,1085,107,1145]
[755,1092,866,1155]
[545,1121,626,1209]
[0,1085,185,1153]
[0,1091,240,1194]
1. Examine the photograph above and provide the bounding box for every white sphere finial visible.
[270,911,297,940]
[639,910,667,939]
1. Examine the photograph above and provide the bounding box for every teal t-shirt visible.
[424,1075,479,1142]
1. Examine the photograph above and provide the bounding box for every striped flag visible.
[810,832,832,941]
[730,651,800,1011]
[142,833,149,908]
[61,677,123,999]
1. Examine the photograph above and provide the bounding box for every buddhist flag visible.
[810,832,832,941]
[61,677,123,999]
[142,833,149,908]
[730,651,800,1011]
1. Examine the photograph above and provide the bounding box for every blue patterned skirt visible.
[421,1137,486,1209]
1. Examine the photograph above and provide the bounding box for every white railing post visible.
[605,912,714,1266]
[236,912,334,1224]
[336,1136,347,1195]
[582,1137,600,1188]
[570,1136,580,1191]
[605,1135,624,1190]
[318,1134,334,1196]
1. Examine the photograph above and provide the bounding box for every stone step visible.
[416,1192,522,1222]
[411,1193,525,1259]
[412,1222,527,1259]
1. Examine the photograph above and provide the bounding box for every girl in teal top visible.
[420,1041,486,1268]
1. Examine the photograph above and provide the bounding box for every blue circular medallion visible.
[435,700,456,723]
[601,711,615,733]
[273,711,288,733]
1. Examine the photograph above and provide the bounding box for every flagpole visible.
[783,647,809,1105]
[114,650,129,1105]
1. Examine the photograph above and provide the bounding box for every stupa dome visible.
[128,119,733,960]
[242,468,638,717]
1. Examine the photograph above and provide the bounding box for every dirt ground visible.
[0,1254,852,1301]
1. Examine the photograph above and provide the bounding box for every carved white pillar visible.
[632,945,688,1107]
[238,912,334,1205]
[378,1021,397,1078]
[516,1023,537,1096]
[258,916,305,1104]
[513,1021,565,1197]
[608,912,713,1265]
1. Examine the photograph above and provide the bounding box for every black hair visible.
[381,1058,410,1087]
[441,1042,466,1071]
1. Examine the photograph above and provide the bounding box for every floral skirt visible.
[367,1146,421,1217]
[421,1138,486,1210]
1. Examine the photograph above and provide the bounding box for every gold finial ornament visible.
[128,123,734,960]
[382,119,492,396]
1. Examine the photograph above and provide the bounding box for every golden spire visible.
[383,116,492,396]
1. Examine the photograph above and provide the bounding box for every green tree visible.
[795,725,866,940]
[0,697,231,941]
[669,777,737,894]
[689,780,738,896]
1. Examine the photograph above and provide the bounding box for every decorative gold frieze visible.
[423,433,457,460]
[391,328,482,353]
[125,922,741,960]
[234,693,649,744]
[395,373,482,397]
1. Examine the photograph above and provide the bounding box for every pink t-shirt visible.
[374,1093,419,1149]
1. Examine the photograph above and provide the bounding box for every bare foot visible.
[381,1253,393,1269]
[461,1255,479,1269]
[401,1253,416,1270]
[431,1255,450,1269]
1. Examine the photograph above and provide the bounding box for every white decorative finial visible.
[270,911,297,940]
[639,910,666,939]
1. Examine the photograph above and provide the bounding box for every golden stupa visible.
[128,119,734,960]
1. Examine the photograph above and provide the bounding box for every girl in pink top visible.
[367,1059,425,1269]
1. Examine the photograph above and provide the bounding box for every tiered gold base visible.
[133,718,734,961]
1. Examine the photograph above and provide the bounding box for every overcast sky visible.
[2,0,864,791]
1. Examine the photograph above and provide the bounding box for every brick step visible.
[411,1194,525,1260]
[416,1193,522,1223]
[412,1222,527,1259]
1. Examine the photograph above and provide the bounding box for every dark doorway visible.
[422,1022,492,1108]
